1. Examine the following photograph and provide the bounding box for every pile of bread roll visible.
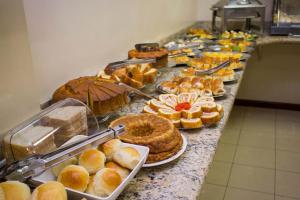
[0,180,67,200]
[54,139,141,198]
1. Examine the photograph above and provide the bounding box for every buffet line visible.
[0,29,256,200]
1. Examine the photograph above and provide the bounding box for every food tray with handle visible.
[30,142,149,200]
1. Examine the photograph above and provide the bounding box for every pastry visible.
[172,119,181,128]
[106,162,130,180]
[143,93,222,128]
[106,63,158,89]
[100,139,123,161]
[0,181,31,200]
[147,130,183,163]
[86,175,96,195]
[182,106,202,119]
[128,48,168,68]
[109,114,182,163]
[220,30,256,41]
[216,103,224,116]
[52,76,129,116]
[214,68,235,82]
[173,56,190,65]
[110,114,176,153]
[52,157,78,177]
[180,118,203,129]
[149,99,171,112]
[160,81,178,94]
[201,112,220,124]
[57,165,89,192]
[188,28,213,39]
[196,96,214,102]
[79,149,106,174]
[201,102,217,112]
[31,181,67,200]
[158,108,181,120]
[159,76,224,97]
[89,168,122,197]
[143,105,158,115]
[112,147,141,170]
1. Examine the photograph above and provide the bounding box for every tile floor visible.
[199,106,300,200]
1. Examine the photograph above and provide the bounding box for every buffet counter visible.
[3,21,300,200]
[117,67,245,200]
[118,22,300,200]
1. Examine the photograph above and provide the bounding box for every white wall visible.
[23,0,199,103]
[0,0,40,133]
[196,0,219,21]
[0,0,200,133]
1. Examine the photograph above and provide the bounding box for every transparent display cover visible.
[2,98,99,163]
[273,0,300,24]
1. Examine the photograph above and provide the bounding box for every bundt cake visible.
[109,114,182,163]
[52,76,129,116]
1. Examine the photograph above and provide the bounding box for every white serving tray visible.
[31,142,149,200]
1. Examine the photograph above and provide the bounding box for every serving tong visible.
[0,125,125,182]
[118,82,157,100]
[194,60,230,76]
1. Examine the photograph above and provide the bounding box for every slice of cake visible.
[3,125,57,161]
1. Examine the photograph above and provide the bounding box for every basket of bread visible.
[32,138,149,200]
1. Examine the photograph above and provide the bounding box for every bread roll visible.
[31,181,67,200]
[101,139,123,161]
[0,186,5,200]
[57,165,89,192]
[91,168,122,197]
[78,149,106,174]
[52,157,77,177]
[86,176,96,195]
[0,181,31,200]
[106,162,130,180]
[113,147,140,170]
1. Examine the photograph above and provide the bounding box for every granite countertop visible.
[116,66,245,200]
[116,22,300,200]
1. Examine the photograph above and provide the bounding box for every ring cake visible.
[109,114,183,163]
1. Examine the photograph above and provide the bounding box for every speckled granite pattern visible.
[116,65,246,200]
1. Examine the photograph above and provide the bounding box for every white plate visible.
[143,134,187,168]
[31,143,149,200]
